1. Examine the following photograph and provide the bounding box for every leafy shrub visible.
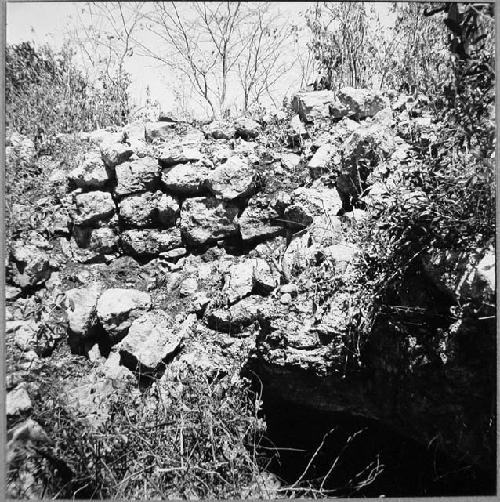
[6,41,129,144]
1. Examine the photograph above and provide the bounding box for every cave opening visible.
[258,393,495,497]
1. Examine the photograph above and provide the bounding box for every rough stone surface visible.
[308,144,335,179]
[15,330,54,357]
[235,194,281,242]
[161,161,212,196]
[64,283,103,337]
[158,144,203,166]
[252,258,279,293]
[203,120,236,139]
[223,261,255,304]
[235,117,261,140]
[292,90,337,122]
[180,197,239,246]
[73,191,115,226]
[10,244,52,288]
[73,226,118,256]
[68,151,109,189]
[284,186,342,228]
[101,142,134,168]
[122,121,146,142]
[6,387,32,416]
[336,87,389,119]
[118,192,161,228]
[96,288,152,341]
[120,228,183,258]
[115,157,160,196]
[207,156,255,200]
[157,193,180,227]
[207,295,268,334]
[145,121,177,142]
[116,310,183,372]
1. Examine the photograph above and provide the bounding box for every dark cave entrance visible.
[258,393,495,497]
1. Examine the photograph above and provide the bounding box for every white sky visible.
[7,2,395,116]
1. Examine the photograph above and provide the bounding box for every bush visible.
[27,361,271,499]
[6,41,129,144]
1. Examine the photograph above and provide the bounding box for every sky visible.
[7,1,395,118]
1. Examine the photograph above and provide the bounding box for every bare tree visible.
[135,2,293,119]
[236,3,293,113]
[69,2,145,121]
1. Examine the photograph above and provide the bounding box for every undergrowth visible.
[25,361,274,500]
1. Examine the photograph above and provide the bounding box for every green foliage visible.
[6,41,130,142]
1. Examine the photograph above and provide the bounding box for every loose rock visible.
[96,288,152,342]
[6,387,32,416]
[116,310,183,373]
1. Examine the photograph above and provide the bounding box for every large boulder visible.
[96,288,151,342]
[114,157,160,197]
[207,156,255,201]
[67,151,109,189]
[73,191,115,226]
[120,228,183,258]
[115,310,184,373]
[180,197,239,246]
[100,142,134,168]
[161,161,212,196]
[10,244,52,288]
[291,90,337,122]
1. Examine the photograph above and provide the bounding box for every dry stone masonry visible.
[5,86,495,488]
